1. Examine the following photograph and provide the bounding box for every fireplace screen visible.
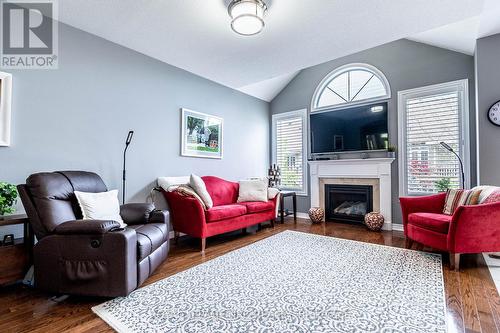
[325,184,373,223]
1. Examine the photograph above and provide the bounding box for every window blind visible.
[405,91,461,194]
[275,115,304,191]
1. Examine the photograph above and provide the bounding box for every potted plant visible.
[435,178,452,192]
[0,182,17,219]
[387,145,397,158]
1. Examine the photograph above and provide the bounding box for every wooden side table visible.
[279,191,297,223]
[0,214,33,285]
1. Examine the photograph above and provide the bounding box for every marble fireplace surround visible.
[309,158,395,230]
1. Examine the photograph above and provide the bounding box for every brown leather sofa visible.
[17,171,169,297]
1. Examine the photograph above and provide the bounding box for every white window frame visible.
[272,109,308,196]
[398,79,470,196]
[311,63,391,113]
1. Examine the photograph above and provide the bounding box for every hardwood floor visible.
[1,219,499,333]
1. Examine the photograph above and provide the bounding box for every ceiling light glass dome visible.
[228,0,267,36]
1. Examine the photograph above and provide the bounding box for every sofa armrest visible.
[120,203,155,225]
[448,201,500,253]
[163,190,207,238]
[54,220,121,235]
[149,209,170,225]
[399,193,447,228]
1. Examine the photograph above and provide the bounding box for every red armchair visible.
[163,176,279,253]
[400,193,500,271]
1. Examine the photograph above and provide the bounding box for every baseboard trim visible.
[296,212,309,219]
[392,224,404,232]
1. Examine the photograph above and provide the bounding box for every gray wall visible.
[270,39,476,224]
[475,33,500,186]
[0,23,270,237]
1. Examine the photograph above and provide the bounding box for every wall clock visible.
[488,100,500,127]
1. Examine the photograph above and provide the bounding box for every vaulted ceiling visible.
[57,0,486,101]
[409,0,500,56]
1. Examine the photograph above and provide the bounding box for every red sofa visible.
[163,176,279,253]
[400,192,500,270]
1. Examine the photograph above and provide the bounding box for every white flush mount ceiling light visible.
[228,0,267,36]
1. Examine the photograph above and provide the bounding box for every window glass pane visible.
[275,114,304,191]
[315,67,388,109]
[318,87,346,107]
[352,75,387,101]
[349,70,373,100]
[405,91,461,194]
[326,72,349,102]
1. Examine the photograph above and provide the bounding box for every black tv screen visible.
[310,102,388,154]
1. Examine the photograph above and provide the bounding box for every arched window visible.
[311,63,390,111]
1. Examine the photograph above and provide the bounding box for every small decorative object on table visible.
[364,212,384,231]
[2,234,14,246]
[308,207,324,224]
[268,164,281,187]
[387,145,397,158]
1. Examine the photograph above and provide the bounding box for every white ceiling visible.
[57,0,485,101]
[237,71,299,102]
[409,0,500,55]
[408,17,480,55]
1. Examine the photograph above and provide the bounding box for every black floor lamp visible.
[440,141,465,189]
[122,130,134,204]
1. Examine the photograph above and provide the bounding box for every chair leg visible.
[450,253,460,271]
[405,238,414,249]
[201,238,206,254]
[270,219,275,228]
[174,231,180,245]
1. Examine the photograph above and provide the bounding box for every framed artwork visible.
[181,108,223,159]
[0,72,12,147]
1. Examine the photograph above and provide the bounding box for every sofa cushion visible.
[128,223,168,261]
[408,212,452,234]
[206,204,247,223]
[239,201,274,214]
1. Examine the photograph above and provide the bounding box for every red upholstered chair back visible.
[202,176,239,207]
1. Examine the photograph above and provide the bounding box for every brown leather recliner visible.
[17,171,169,297]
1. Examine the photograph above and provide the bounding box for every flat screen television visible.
[310,102,388,156]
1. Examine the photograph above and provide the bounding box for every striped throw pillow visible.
[443,189,472,215]
[465,188,483,205]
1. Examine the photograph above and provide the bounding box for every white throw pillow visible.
[74,189,126,228]
[238,179,268,202]
[190,174,213,209]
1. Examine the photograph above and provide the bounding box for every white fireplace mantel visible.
[308,158,395,230]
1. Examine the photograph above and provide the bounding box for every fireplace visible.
[325,184,373,223]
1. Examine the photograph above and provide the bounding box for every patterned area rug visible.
[93,231,446,332]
